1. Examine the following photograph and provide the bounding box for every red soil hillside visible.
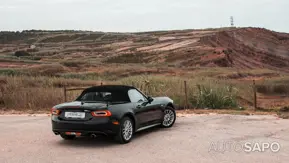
[102,27,289,72]
[199,28,289,71]
[1,27,289,73]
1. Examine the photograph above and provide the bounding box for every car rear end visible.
[51,106,120,137]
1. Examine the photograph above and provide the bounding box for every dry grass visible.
[0,74,244,111]
[0,76,102,110]
[278,113,289,119]
[118,75,246,109]
[60,60,86,67]
[176,109,277,116]
[0,71,288,112]
[27,64,67,76]
[2,87,63,110]
[255,76,289,95]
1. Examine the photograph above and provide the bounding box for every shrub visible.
[26,64,67,76]
[0,69,22,76]
[31,56,42,61]
[61,60,86,67]
[14,51,31,57]
[193,84,238,109]
[104,52,151,63]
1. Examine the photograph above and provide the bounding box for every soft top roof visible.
[76,85,135,102]
[82,85,135,93]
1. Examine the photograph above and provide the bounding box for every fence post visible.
[63,85,67,102]
[253,80,257,111]
[144,80,149,96]
[184,80,188,109]
[147,83,150,96]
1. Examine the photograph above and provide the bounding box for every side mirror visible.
[147,96,154,103]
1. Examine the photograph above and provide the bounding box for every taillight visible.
[51,107,61,115]
[91,110,112,117]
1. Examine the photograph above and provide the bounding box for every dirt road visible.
[0,114,288,163]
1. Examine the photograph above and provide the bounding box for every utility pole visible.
[230,16,236,40]
[230,16,234,27]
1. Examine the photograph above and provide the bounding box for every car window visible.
[80,92,111,101]
[128,89,147,103]
[78,91,130,103]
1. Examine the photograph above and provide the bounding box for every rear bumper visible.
[51,116,120,136]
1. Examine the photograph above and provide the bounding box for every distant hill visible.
[1,27,289,73]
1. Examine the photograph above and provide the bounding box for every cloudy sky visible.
[0,0,288,32]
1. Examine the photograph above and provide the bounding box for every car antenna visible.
[105,96,110,107]
[103,94,109,107]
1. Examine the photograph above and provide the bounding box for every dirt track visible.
[0,114,288,163]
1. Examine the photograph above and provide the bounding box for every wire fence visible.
[62,80,289,111]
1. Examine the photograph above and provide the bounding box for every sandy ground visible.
[0,114,288,163]
[155,39,198,51]
[136,42,172,51]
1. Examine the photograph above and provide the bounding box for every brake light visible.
[51,107,61,115]
[91,110,112,117]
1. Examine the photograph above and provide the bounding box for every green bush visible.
[0,69,22,76]
[193,84,238,109]
[14,51,31,57]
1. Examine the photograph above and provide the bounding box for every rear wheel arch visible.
[115,116,134,144]
[122,113,136,132]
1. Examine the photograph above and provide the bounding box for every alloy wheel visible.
[162,109,175,127]
[122,119,133,141]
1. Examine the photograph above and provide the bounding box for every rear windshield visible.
[76,91,130,103]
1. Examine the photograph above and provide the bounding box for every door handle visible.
[136,105,142,109]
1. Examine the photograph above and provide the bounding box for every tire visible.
[115,116,134,144]
[161,106,176,128]
[60,134,76,140]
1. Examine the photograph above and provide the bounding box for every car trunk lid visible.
[57,101,108,121]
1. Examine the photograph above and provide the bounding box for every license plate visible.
[65,112,85,119]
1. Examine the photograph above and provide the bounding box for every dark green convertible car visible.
[51,85,176,144]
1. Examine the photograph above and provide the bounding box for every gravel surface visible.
[0,114,288,163]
